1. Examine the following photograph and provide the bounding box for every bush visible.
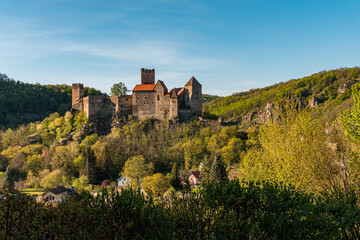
[1,180,360,239]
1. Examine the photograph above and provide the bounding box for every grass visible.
[20,188,45,196]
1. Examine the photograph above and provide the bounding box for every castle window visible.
[126,99,128,101]
[145,97,147,99]
[157,95,160,101]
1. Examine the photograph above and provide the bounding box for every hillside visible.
[1,67,360,197]
[0,74,103,129]
[204,67,360,125]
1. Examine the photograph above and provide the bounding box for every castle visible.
[72,68,202,121]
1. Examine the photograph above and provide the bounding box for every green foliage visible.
[202,94,220,103]
[204,67,360,123]
[72,175,89,191]
[40,169,67,189]
[342,83,360,143]
[209,157,228,183]
[0,73,103,129]
[169,162,182,190]
[3,166,15,192]
[121,155,154,188]
[110,82,129,96]
[199,156,212,183]
[240,101,356,193]
[2,180,360,239]
[141,173,170,197]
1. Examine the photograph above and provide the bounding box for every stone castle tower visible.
[72,68,202,122]
[72,83,84,111]
[141,68,155,84]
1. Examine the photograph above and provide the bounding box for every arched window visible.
[157,95,160,101]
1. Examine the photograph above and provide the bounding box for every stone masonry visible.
[72,68,202,121]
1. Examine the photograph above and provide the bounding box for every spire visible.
[185,76,201,87]
[170,88,178,99]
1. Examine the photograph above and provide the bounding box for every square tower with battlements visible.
[141,68,155,84]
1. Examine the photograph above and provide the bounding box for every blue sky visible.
[0,0,359,96]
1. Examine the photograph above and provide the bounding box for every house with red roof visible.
[72,68,202,122]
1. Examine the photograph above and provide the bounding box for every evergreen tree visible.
[81,147,96,184]
[209,157,227,183]
[169,162,182,190]
[3,166,15,192]
[200,156,212,183]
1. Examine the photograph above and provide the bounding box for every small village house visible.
[43,186,74,203]
[188,171,201,187]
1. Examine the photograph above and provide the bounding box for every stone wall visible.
[132,91,155,120]
[83,95,115,120]
[109,95,132,114]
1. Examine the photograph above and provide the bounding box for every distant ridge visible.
[204,67,360,126]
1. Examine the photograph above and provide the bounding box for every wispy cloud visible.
[60,40,229,71]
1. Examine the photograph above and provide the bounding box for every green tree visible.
[342,83,360,142]
[81,147,96,184]
[3,166,15,192]
[40,169,66,189]
[122,155,154,188]
[72,175,89,191]
[111,82,129,96]
[169,162,181,190]
[141,173,170,197]
[241,104,345,193]
[200,156,213,183]
[221,137,244,165]
[209,157,227,183]
[26,155,42,176]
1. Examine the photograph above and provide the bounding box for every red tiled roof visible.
[177,87,185,96]
[133,84,156,92]
[169,87,185,96]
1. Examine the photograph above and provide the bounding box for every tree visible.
[209,157,227,183]
[121,155,154,188]
[221,137,245,165]
[342,83,360,142]
[26,155,42,176]
[241,104,345,193]
[111,82,129,96]
[141,173,170,197]
[200,156,213,183]
[0,154,8,172]
[81,147,96,184]
[72,175,89,191]
[3,166,15,192]
[40,169,66,189]
[169,162,182,190]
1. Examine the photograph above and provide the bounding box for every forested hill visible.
[204,67,360,125]
[0,74,103,129]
